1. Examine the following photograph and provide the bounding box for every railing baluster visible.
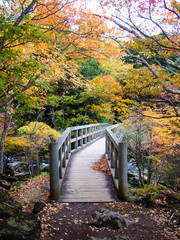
[59,147,62,178]
[62,143,66,167]
[111,142,115,168]
[87,127,90,142]
[85,128,87,144]
[75,129,78,149]
[114,148,118,179]
[66,137,68,159]
[68,133,71,154]
[105,133,108,154]
[108,136,111,160]
[90,127,92,140]
[80,129,83,146]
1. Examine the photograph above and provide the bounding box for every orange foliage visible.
[34,0,121,61]
[85,75,123,121]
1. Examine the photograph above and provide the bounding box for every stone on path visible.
[90,208,134,229]
[32,201,46,214]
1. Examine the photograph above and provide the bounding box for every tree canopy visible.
[0,0,179,188]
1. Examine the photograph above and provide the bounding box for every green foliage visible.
[132,184,166,197]
[79,59,107,80]
[132,183,180,208]
[0,13,49,97]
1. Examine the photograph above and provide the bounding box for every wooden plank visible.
[59,137,118,202]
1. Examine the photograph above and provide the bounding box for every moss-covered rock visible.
[0,188,22,218]
[0,212,41,240]
[0,188,11,203]
[0,187,41,239]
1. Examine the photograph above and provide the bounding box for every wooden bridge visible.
[49,124,128,202]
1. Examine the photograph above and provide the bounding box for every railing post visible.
[108,136,111,160]
[49,142,60,200]
[105,133,108,154]
[62,143,66,167]
[111,142,115,168]
[80,129,83,146]
[118,142,128,200]
[59,147,62,178]
[114,148,118,179]
[66,137,69,159]
[85,128,87,144]
[91,126,93,140]
[87,127,90,142]
[90,127,92,140]
[68,133,71,154]
[75,130,78,149]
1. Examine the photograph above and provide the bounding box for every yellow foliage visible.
[142,108,180,158]
[89,103,114,120]
[17,122,61,159]
[4,136,29,156]
[18,122,60,144]
[123,66,165,99]
[101,59,133,82]
[84,75,135,121]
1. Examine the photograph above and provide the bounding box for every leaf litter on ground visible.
[9,169,180,240]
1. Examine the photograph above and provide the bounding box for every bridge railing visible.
[105,124,128,200]
[49,123,110,200]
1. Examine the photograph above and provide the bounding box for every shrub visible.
[4,136,28,156]
[18,122,60,163]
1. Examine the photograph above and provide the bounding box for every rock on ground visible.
[90,208,134,229]
[0,187,41,240]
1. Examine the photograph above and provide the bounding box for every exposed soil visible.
[39,201,172,240]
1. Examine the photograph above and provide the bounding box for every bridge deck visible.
[59,137,118,202]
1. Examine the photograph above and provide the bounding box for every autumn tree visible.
[120,108,180,187]
[18,122,60,172]
[79,58,107,80]
[101,58,135,87]
[82,75,132,123]
[0,0,82,173]
[95,0,180,118]
[0,0,122,173]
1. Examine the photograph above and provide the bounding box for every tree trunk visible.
[0,131,6,174]
[0,101,13,174]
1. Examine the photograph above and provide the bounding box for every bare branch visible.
[163,0,180,19]
[165,59,180,71]
[163,85,180,95]
[13,0,38,27]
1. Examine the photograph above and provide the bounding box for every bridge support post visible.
[49,142,60,200]
[118,142,128,200]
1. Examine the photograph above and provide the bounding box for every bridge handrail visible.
[105,124,128,200]
[49,123,110,200]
